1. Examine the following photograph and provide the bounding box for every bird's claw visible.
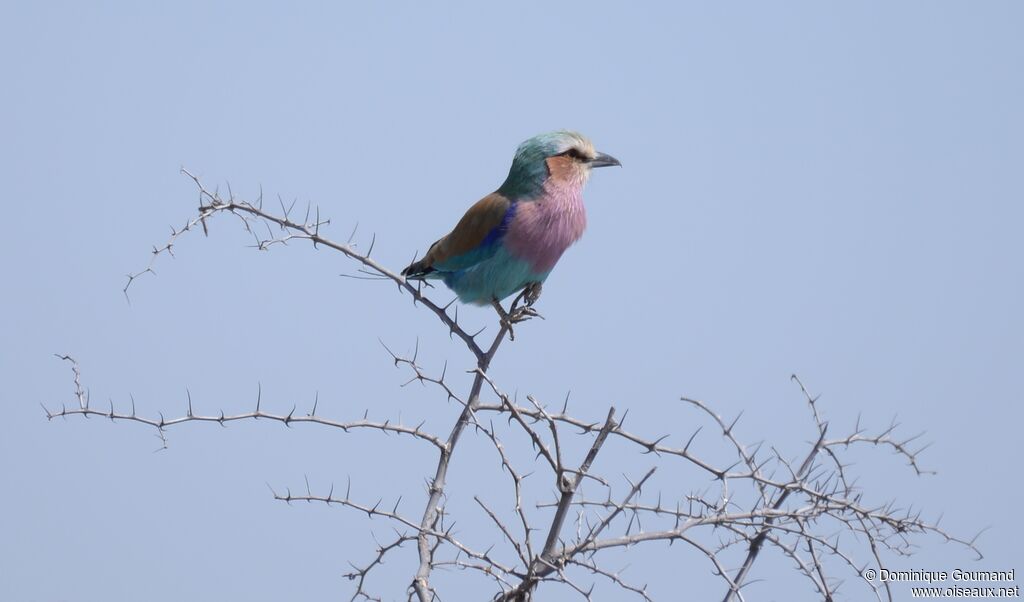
[523,282,543,307]
[510,306,542,323]
[492,283,545,341]
[499,309,537,341]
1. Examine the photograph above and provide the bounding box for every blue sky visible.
[1,2,1021,600]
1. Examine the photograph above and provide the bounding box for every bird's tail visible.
[401,259,435,279]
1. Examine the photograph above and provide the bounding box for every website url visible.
[911,586,1020,598]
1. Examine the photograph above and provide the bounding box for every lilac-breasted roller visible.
[401,131,619,315]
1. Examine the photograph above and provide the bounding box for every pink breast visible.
[504,183,587,274]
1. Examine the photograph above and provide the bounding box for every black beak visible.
[589,151,621,168]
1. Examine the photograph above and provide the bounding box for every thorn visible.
[643,434,669,454]
[379,339,400,365]
[726,410,744,435]
[313,206,321,248]
[684,426,703,452]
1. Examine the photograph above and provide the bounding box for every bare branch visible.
[45,172,979,602]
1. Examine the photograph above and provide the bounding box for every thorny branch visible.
[47,171,981,601]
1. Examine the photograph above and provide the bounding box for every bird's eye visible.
[562,148,584,160]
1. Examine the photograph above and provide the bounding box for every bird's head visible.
[498,130,620,199]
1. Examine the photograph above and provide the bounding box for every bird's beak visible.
[588,152,621,168]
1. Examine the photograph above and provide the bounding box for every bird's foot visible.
[513,282,544,324]
[492,284,545,341]
[492,301,531,341]
[522,281,543,308]
[491,300,516,340]
[510,305,542,323]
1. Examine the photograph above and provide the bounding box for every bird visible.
[401,130,619,323]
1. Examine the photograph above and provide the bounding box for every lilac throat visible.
[503,181,587,274]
